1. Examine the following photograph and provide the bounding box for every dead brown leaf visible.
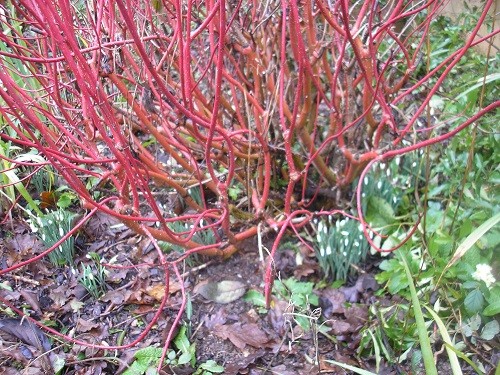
[0,318,51,351]
[213,322,270,349]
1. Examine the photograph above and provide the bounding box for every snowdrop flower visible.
[472,264,496,289]
[326,245,332,255]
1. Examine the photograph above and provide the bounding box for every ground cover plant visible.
[0,0,499,373]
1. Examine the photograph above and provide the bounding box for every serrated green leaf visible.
[480,320,499,340]
[122,360,151,375]
[243,290,266,307]
[366,196,396,228]
[464,289,484,313]
[134,346,162,362]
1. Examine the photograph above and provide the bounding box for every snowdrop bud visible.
[326,245,332,255]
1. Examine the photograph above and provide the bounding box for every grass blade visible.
[424,306,463,375]
[398,250,438,375]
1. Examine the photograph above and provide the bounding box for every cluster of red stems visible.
[0,0,498,358]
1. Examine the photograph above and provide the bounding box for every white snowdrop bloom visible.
[344,238,349,247]
[472,264,496,289]
[359,234,364,240]
[395,157,401,166]
[343,251,347,256]
[386,169,391,177]
[316,233,322,242]
[362,193,366,198]
[364,176,369,185]
[370,235,382,255]
[393,197,398,204]
[412,162,417,167]
[377,181,382,190]
[341,231,349,236]
[313,218,318,225]
[380,163,386,170]
[326,245,332,255]
[320,247,325,257]
[318,221,324,233]
[48,220,53,225]
[41,233,46,241]
[354,241,360,247]
[369,230,374,239]
[340,219,347,227]
[59,227,64,236]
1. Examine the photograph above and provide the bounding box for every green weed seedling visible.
[123,325,224,375]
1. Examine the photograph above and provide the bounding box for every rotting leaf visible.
[145,281,183,302]
[197,280,246,304]
[213,323,269,349]
[0,318,51,351]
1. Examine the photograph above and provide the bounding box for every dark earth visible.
[0,211,497,374]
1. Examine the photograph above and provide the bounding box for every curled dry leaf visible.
[0,318,51,351]
[213,323,270,349]
[196,280,246,304]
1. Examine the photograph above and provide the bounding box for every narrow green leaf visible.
[424,306,462,375]
[445,213,500,271]
[398,251,438,375]
[324,359,377,375]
